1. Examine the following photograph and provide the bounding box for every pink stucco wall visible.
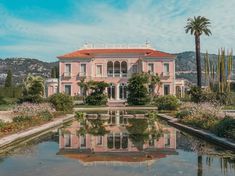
[59,54,175,97]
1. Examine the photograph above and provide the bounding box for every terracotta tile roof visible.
[57,48,175,59]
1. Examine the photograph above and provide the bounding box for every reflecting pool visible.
[0,110,234,176]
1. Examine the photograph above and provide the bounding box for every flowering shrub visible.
[177,102,235,140]
[13,102,55,116]
[178,102,224,130]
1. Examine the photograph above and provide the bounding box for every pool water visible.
[0,111,234,176]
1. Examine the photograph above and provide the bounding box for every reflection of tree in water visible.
[126,119,149,150]
[88,119,109,136]
[126,113,164,150]
[0,157,4,164]
[77,118,109,136]
[177,131,235,175]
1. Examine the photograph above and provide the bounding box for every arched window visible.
[107,61,113,77]
[119,83,127,99]
[121,61,127,77]
[114,61,120,77]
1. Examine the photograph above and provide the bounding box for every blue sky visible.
[0,0,235,62]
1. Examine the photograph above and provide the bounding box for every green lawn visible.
[223,105,235,110]
[74,104,107,108]
[0,104,14,111]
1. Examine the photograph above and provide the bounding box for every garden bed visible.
[158,113,235,150]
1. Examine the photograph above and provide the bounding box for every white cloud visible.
[0,0,235,61]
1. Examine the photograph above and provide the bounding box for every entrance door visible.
[119,83,127,99]
[108,83,115,99]
[164,84,170,95]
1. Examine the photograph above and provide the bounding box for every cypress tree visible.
[4,70,13,88]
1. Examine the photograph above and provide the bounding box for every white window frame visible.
[64,64,72,77]
[96,64,103,77]
[64,84,72,95]
[148,63,154,73]
[64,133,72,148]
[80,63,87,76]
[80,135,86,148]
[164,133,171,147]
[163,62,170,76]
[96,136,103,146]
[163,84,170,95]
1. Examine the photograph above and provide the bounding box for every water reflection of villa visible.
[58,111,177,164]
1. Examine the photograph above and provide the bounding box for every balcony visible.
[76,72,87,80]
[63,72,71,78]
[79,72,86,77]
[107,72,127,78]
[161,72,170,78]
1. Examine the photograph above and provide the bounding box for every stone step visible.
[107,101,126,107]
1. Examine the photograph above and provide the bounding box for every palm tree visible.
[23,74,45,96]
[185,16,212,87]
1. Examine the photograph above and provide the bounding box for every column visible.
[120,63,122,77]
[115,110,120,126]
[112,62,114,77]
[116,83,119,100]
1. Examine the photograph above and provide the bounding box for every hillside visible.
[0,58,57,85]
[0,52,234,85]
[175,51,235,83]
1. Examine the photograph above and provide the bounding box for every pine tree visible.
[4,70,13,88]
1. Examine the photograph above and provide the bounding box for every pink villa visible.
[51,43,176,100]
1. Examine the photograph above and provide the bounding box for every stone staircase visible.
[107,100,126,107]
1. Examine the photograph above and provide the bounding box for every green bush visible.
[18,95,44,103]
[0,86,23,99]
[189,86,204,103]
[189,86,233,105]
[75,111,85,122]
[155,95,179,110]
[85,92,108,105]
[176,110,192,119]
[213,116,235,140]
[49,93,73,112]
[0,120,5,129]
[38,110,54,121]
[0,96,7,105]
[13,115,32,123]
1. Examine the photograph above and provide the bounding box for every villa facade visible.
[57,44,176,101]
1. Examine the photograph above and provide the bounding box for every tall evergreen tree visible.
[51,67,56,78]
[51,66,59,78]
[4,69,13,88]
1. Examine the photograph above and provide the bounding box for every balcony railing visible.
[162,72,170,77]
[79,72,86,77]
[107,72,128,77]
[63,72,71,77]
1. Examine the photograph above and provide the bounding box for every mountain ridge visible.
[0,52,234,85]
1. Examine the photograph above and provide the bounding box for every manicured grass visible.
[74,104,107,108]
[0,104,14,111]
[223,105,235,110]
